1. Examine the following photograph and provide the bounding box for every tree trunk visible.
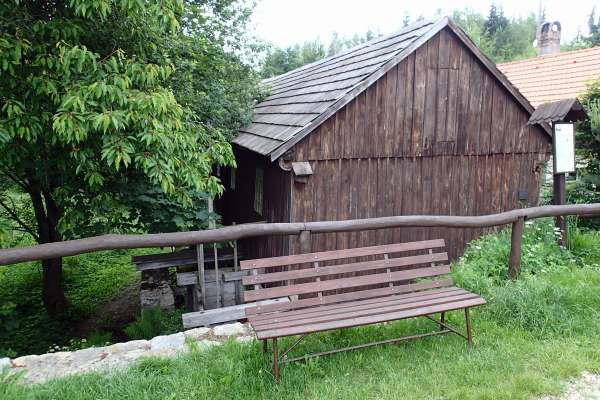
[41,256,67,316]
[29,189,69,317]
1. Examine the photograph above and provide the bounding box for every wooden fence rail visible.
[1,204,600,277]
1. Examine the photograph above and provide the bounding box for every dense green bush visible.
[454,218,600,337]
[124,307,183,340]
[482,269,600,336]
[0,251,138,357]
[454,218,576,292]
[568,224,600,266]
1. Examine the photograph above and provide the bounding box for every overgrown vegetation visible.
[0,250,139,357]
[455,219,600,338]
[0,0,260,316]
[124,307,183,341]
[566,79,600,229]
[2,219,600,399]
[452,5,538,63]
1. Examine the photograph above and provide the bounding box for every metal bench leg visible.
[440,312,445,331]
[273,338,280,383]
[465,308,473,348]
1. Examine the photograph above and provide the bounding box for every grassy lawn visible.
[2,219,600,399]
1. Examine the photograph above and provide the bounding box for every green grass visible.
[0,250,140,357]
[2,297,600,400]
[124,307,183,340]
[2,219,600,399]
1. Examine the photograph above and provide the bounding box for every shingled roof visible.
[527,98,588,125]
[498,46,600,107]
[235,17,541,161]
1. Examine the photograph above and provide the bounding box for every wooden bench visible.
[241,239,486,382]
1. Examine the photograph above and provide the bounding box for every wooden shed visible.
[218,17,552,260]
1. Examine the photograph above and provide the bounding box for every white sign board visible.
[553,122,576,174]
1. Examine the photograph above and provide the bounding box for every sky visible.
[251,0,600,48]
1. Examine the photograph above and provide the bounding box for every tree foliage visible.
[0,0,260,315]
[569,80,600,223]
[261,8,539,80]
[586,7,600,47]
[453,7,537,63]
[260,39,326,79]
[260,31,377,79]
[562,7,600,50]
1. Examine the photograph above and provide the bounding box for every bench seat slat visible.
[248,286,464,324]
[249,287,469,327]
[244,265,451,302]
[251,291,479,331]
[242,252,448,286]
[255,297,487,340]
[240,239,445,270]
[244,279,454,316]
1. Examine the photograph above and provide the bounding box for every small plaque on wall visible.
[553,122,576,174]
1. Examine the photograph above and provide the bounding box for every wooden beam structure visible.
[1,204,599,266]
[508,217,525,279]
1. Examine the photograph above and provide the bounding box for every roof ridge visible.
[262,18,441,85]
[236,16,549,159]
[498,45,600,67]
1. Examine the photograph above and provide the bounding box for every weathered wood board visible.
[182,298,290,328]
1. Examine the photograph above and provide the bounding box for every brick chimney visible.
[536,21,561,56]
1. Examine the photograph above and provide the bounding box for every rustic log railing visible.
[1,204,600,278]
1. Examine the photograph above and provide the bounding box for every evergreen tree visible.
[454,7,536,63]
[484,4,500,35]
[587,7,600,46]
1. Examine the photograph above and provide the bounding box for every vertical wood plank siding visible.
[287,29,550,260]
[220,147,291,259]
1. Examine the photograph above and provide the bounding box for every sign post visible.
[552,122,576,247]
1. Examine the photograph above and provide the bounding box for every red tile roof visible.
[497,46,600,107]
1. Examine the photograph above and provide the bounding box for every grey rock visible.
[213,322,246,337]
[7,328,233,385]
[12,354,40,369]
[0,357,11,371]
[184,327,210,341]
[236,336,255,344]
[106,340,149,354]
[97,349,148,371]
[150,333,185,352]
[71,347,105,366]
[12,352,74,385]
[140,270,174,311]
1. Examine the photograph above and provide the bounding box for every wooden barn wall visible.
[258,160,291,259]
[288,28,551,260]
[219,147,291,259]
[289,155,546,260]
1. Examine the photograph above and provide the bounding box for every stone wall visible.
[0,322,252,385]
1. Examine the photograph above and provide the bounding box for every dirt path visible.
[539,372,600,400]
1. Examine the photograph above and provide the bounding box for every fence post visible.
[508,217,525,279]
[299,230,311,253]
[294,230,311,302]
[196,244,206,309]
[553,173,568,247]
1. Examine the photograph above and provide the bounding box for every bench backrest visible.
[241,239,453,316]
